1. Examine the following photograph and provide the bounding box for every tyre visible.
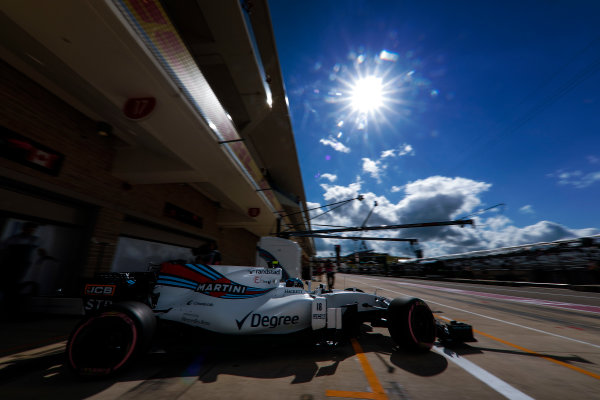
[387,297,435,351]
[341,304,361,338]
[66,301,156,377]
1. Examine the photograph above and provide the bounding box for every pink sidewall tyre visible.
[66,301,156,377]
[387,297,435,351]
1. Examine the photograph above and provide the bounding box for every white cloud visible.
[319,137,350,153]
[309,175,598,258]
[391,185,403,192]
[578,171,600,188]
[548,169,600,188]
[362,158,384,183]
[320,173,337,182]
[484,221,597,247]
[397,144,414,156]
[401,176,491,219]
[560,170,582,179]
[484,215,512,230]
[381,149,395,158]
[519,205,534,214]
[319,179,362,202]
[380,144,414,159]
[360,144,416,185]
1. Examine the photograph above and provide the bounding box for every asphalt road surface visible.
[1,274,599,400]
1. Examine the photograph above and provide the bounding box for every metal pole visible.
[285,219,474,236]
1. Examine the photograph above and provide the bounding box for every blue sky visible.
[268,0,600,257]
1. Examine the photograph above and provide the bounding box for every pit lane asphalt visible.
[1,275,599,400]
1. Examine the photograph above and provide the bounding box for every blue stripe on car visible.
[186,263,222,280]
[158,274,197,286]
[157,280,197,290]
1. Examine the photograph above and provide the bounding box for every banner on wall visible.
[1,126,64,175]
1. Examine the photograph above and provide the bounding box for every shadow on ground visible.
[0,324,452,399]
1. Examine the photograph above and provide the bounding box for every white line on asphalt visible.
[432,346,535,400]
[358,276,600,314]
[390,279,600,300]
[344,277,600,350]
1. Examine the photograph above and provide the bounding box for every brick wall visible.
[219,228,259,266]
[1,61,122,205]
[86,208,124,275]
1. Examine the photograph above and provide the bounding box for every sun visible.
[350,75,384,114]
[333,57,410,131]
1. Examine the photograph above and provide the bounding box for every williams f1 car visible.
[66,237,474,377]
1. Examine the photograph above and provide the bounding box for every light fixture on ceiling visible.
[96,121,112,137]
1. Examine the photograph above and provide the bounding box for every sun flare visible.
[351,76,384,114]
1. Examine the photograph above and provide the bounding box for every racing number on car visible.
[311,297,327,329]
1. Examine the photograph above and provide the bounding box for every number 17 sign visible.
[123,97,156,120]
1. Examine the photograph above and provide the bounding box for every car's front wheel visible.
[387,297,435,351]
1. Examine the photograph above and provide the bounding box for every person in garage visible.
[194,240,222,265]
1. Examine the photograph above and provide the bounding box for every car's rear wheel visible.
[66,301,156,377]
[387,297,435,351]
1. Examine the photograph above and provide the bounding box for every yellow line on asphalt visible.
[0,336,67,356]
[326,338,388,400]
[436,315,600,381]
[326,391,378,399]
[0,341,66,365]
[474,329,600,380]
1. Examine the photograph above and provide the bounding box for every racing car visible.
[66,237,474,377]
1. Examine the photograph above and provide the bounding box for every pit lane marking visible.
[345,276,600,349]
[404,280,599,300]
[0,335,68,357]
[432,346,534,400]
[427,299,600,378]
[349,278,600,383]
[326,338,388,400]
[0,340,66,366]
[474,327,600,381]
[439,316,600,382]
[358,276,600,314]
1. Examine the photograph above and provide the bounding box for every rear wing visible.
[81,271,157,314]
